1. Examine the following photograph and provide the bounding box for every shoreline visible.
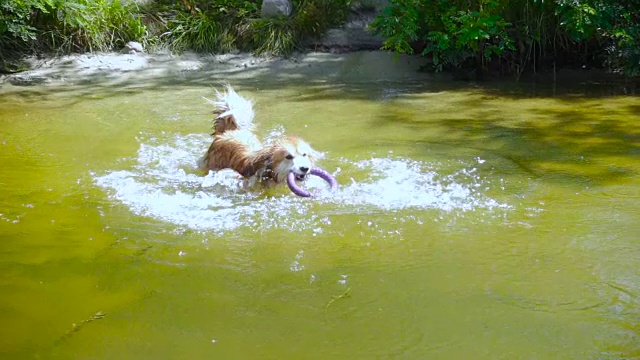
[1,49,636,94]
[0,50,435,89]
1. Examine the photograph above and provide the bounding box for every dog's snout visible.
[299,166,310,173]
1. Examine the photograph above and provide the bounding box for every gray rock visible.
[261,0,292,17]
[312,10,384,51]
[122,41,144,54]
[7,73,49,86]
[353,0,389,12]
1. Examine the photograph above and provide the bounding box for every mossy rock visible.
[0,57,29,74]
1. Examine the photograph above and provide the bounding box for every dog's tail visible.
[203,85,255,135]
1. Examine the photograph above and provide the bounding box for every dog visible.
[200,85,317,188]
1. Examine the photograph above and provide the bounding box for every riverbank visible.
[0,50,435,91]
[0,0,407,90]
[2,49,636,98]
[2,0,637,91]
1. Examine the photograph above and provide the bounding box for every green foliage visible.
[293,0,352,35]
[159,0,261,53]
[0,0,52,43]
[43,0,146,52]
[372,0,513,71]
[555,0,599,40]
[2,0,636,76]
[370,0,424,55]
[371,0,640,76]
[240,17,298,55]
[0,0,146,54]
[159,0,352,56]
[1,0,351,58]
[241,0,352,55]
[426,3,513,71]
[167,11,229,53]
[604,18,640,76]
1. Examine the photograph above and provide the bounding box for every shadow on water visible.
[1,51,639,101]
[1,51,638,188]
[374,91,640,186]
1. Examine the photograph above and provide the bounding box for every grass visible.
[165,11,229,53]
[156,0,353,56]
[240,17,298,55]
[1,0,147,72]
[7,0,145,53]
[1,0,351,66]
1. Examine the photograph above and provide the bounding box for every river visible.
[1,52,639,359]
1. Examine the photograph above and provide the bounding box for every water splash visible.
[335,157,503,211]
[94,134,509,234]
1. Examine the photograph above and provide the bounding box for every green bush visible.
[239,17,298,55]
[42,0,146,52]
[0,0,146,54]
[159,0,352,55]
[615,25,640,76]
[0,0,51,50]
[166,11,231,53]
[371,0,640,76]
[1,0,352,60]
[426,4,513,71]
[372,0,513,71]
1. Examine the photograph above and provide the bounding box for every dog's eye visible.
[285,154,294,160]
[302,153,307,157]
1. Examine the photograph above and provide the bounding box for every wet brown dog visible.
[200,86,317,187]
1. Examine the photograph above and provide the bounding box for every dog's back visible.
[207,85,255,136]
[200,86,318,186]
[200,86,262,174]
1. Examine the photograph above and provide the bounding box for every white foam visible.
[338,158,505,211]
[94,134,509,233]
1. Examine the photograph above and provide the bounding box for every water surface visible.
[1,74,639,359]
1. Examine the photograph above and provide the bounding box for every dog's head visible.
[271,137,317,183]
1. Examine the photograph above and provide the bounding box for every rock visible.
[261,0,292,17]
[312,11,385,51]
[121,41,144,54]
[352,0,389,12]
[0,57,30,74]
[7,73,49,86]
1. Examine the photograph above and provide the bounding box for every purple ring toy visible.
[286,167,338,197]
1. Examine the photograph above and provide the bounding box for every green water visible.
[1,78,639,359]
